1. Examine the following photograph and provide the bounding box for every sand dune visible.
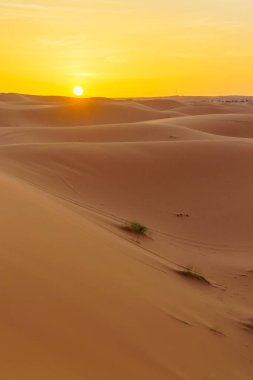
[0,97,177,127]
[169,113,253,138]
[1,139,253,245]
[0,94,253,380]
[0,120,221,145]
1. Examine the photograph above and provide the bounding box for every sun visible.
[73,86,84,97]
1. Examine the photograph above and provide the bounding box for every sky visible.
[1,0,253,97]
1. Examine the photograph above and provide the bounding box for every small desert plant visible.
[183,265,196,276]
[126,222,147,235]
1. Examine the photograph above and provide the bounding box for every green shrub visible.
[126,222,147,235]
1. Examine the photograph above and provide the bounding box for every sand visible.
[0,94,252,380]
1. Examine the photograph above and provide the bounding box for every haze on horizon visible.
[1,0,253,97]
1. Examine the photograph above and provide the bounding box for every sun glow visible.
[73,86,84,97]
[1,1,253,97]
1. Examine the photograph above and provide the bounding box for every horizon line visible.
[1,92,253,100]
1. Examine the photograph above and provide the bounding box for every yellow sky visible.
[1,0,253,97]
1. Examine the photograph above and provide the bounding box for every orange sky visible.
[1,0,253,97]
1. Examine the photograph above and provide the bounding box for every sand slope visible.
[0,94,253,380]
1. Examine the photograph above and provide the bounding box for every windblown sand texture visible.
[0,94,253,380]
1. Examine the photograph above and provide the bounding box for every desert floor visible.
[0,94,252,380]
